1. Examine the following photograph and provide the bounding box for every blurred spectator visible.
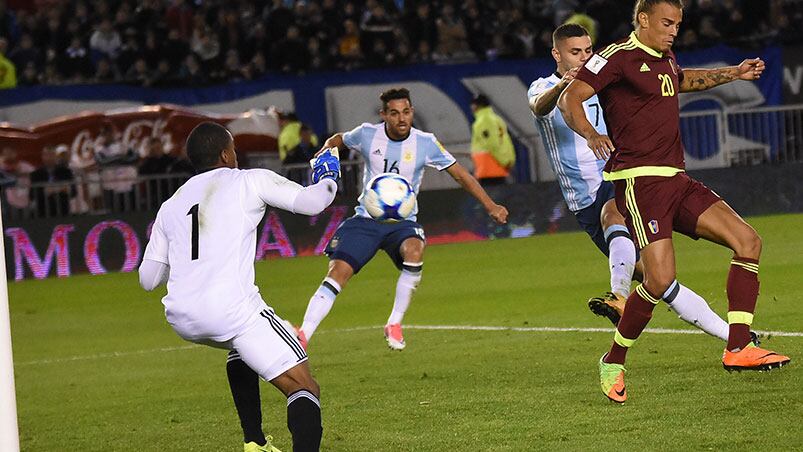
[167,144,195,179]
[283,124,317,184]
[18,61,37,85]
[0,147,35,213]
[150,59,175,87]
[116,28,141,75]
[272,25,310,74]
[0,0,19,43]
[361,3,394,57]
[93,57,120,83]
[62,37,92,81]
[89,18,122,60]
[95,125,138,212]
[8,33,40,71]
[178,54,207,87]
[138,137,174,209]
[338,19,362,69]
[470,94,515,186]
[278,113,319,163]
[434,4,473,61]
[405,3,437,52]
[125,57,152,86]
[0,37,16,89]
[191,26,221,63]
[30,146,75,217]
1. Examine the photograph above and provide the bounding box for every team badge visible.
[372,149,382,156]
[403,151,414,162]
[329,236,339,249]
[648,220,660,234]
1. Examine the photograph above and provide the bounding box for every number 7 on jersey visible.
[187,203,199,260]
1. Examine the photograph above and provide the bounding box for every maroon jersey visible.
[575,32,686,179]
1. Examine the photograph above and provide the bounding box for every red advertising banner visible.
[0,104,281,166]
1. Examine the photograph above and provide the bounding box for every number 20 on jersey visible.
[658,73,675,97]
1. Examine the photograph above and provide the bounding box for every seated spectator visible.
[18,61,38,86]
[178,54,207,87]
[9,33,41,72]
[138,137,175,209]
[125,57,151,86]
[62,37,92,82]
[95,125,138,212]
[338,19,362,69]
[283,124,318,184]
[272,25,310,74]
[0,147,35,215]
[93,58,120,84]
[278,113,319,163]
[89,18,122,60]
[30,146,75,217]
[434,4,473,61]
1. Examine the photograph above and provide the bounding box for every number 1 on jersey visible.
[187,204,199,260]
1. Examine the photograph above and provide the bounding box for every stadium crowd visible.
[1,0,802,88]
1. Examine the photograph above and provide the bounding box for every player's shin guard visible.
[226,351,265,446]
[387,262,422,325]
[300,278,340,341]
[604,225,637,298]
[287,390,322,452]
[663,280,729,341]
[726,257,760,351]
[605,284,658,364]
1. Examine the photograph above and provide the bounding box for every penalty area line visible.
[319,324,803,338]
[15,324,802,366]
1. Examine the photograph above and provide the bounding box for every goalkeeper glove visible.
[310,147,340,184]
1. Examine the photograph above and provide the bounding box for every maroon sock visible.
[726,257,760,351]
[604,285,658,364]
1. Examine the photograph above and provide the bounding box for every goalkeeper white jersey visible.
[143,167,306,341]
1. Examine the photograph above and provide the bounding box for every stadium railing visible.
[679,104,803,167]
[1,160,364,221]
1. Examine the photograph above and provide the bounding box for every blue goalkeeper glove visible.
[310,148,340,184]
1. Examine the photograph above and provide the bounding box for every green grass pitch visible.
[10,213,803,451]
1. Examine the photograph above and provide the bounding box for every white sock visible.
[387,263,422,325]
[662,280,729,341]
[605,225,636,297]
[300,277,340,340]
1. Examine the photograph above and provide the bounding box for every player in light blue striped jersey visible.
[528,24,734,343]
[297,87,508,350]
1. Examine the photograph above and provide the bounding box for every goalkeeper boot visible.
[588,292,626,326]
[599,354,627,403]
[384,323,406,351]
[244,435,282,452]
[722,343,790,372]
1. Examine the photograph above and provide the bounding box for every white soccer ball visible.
[363,173,416,222]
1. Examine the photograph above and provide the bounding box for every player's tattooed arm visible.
[680,58,766,92]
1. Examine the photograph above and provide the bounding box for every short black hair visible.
[379,88,411,110]
[471,94,490,107]
[633,0,684,28]
[552,23,590,47]
[186,122,232,170]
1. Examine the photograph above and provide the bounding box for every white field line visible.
[15,324,803,366]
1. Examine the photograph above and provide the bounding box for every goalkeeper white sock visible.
[387,263,422,325]
[663,280,729,341]
[300,277,340,340]
[605,225,636,297]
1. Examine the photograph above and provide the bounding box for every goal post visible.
[0,204,20,452]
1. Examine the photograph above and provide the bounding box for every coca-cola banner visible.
[0,104,280,165]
